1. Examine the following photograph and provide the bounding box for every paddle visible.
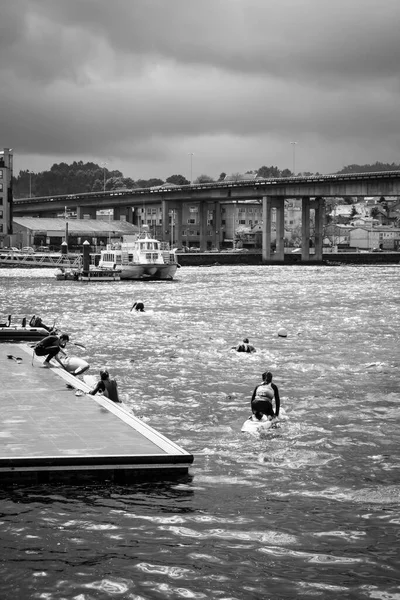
[72,342,86,350]
[28,340,86,350]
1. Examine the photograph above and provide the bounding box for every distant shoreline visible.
[176,250,400,267]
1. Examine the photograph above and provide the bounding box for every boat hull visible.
[0,327,50,342]
[120,263,178,280]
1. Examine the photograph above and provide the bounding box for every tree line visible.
[12,160,400,199]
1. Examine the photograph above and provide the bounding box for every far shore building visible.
[7,217,140,252]
[349,226,400,250]
[0,148,13,244]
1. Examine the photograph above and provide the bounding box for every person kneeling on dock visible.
[34,333,69,367]
[89,369,121,403]
[131,301,145,312]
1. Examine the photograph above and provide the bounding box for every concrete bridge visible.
[13,170,400,263]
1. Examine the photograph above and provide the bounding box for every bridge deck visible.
[0,343,193,484]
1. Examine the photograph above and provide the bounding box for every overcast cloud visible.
[1,0,400,180]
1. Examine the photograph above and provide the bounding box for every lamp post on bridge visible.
[101,162,108,192]
[101,161,111,243]
[27,170,32,197]
[290,141,298,176]
[189,153,194,184]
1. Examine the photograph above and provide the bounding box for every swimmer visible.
[233,337,256,353]
[131,301,145,312]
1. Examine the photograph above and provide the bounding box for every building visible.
[135,198,304,249]
[10,217,140,251]
[0,148,13,243]
[349,226,400,250]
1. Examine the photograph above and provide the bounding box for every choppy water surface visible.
[1,264,400,600]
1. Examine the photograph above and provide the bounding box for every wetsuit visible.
[236,343,255,353]
[132,302,145,312]
[89,379,121,403]
[250,381,280,418]
[34,335,65,363]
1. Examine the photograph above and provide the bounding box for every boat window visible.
[116,256,122,264]
[146,253,152,260]
[152,253,158,260]
[128,254,133,261]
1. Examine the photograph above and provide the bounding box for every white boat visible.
[98,231,180,280]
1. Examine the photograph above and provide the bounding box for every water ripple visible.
[1,265,400,599]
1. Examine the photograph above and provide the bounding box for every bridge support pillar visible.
[175,205,183,248]
[311,196,324,261]
[76,206,97,219]
[262,196,273,261]
[275,198,285,261]
[162,199,170,244]
[213,202,221,250]
[199,201,208,252]
[301,197,310,261]
[113,206,133,222]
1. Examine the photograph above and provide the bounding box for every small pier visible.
[0,251,82,269]
[0,343,193,484]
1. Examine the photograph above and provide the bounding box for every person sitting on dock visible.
[0,314,11,327]
[233,338,256,353]
[34,333,70,367]
[89,369,121,403]
[131,301,145,312]
[250,371,280,419]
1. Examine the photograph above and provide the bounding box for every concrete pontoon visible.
[0,343,193,484]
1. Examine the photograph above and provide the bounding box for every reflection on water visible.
[0,265,400,599]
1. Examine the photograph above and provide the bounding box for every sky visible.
[1,0,400,181]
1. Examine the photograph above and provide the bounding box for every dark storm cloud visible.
[1,0,400,176]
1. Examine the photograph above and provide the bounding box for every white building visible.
[0,148,13,244]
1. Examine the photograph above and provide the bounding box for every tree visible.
[136,178,164,188]
[350,206,358,218]
[166,174,190,186]
[195,174,215,183]
[336,161,400,175]
[257,165,281,178]
[218,172,226,181]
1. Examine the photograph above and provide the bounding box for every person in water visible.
[250,371,280,419]
[34,333,69,366]
[89,369,121,403]
[131,301,145,312]
[234,338,256,353]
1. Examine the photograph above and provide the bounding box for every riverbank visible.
[176,250,400,266]
[1,249,399,269]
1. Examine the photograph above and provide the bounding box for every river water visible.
[0,264,399,600]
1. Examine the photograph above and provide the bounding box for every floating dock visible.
[0,343,193,484]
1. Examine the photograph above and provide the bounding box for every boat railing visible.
[162,251,177,264]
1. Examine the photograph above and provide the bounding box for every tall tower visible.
[0,148,13,245]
